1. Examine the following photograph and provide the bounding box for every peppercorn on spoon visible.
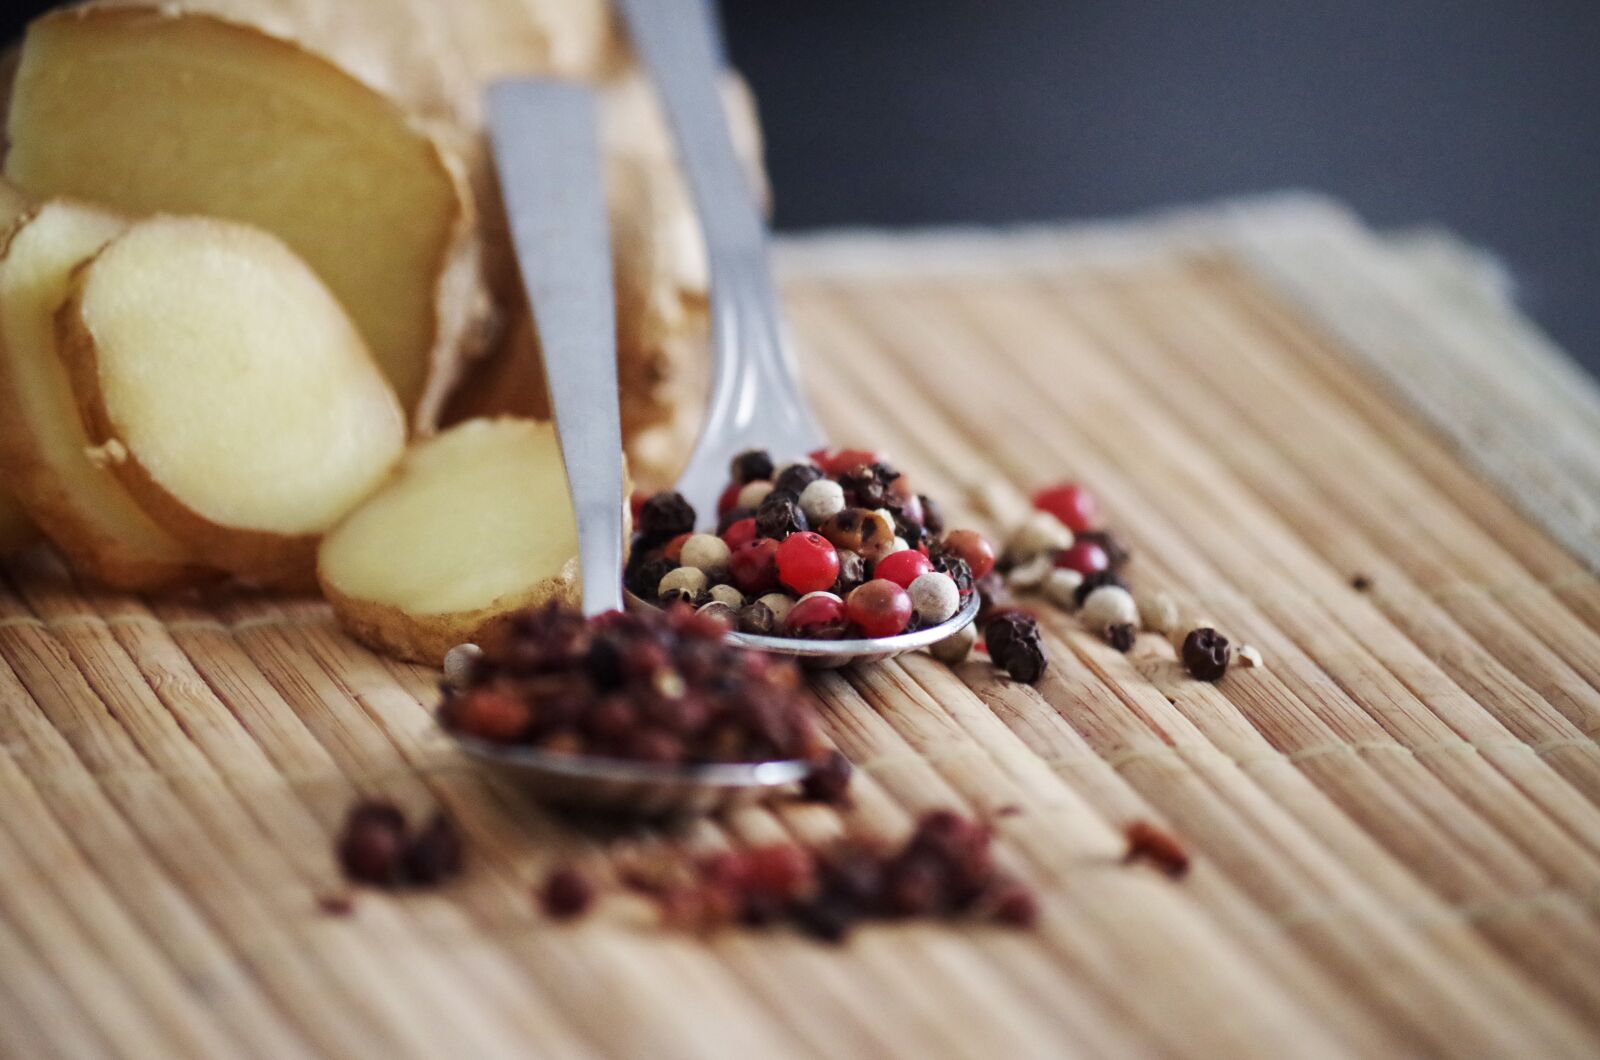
[619,0,980,668]
[451,81,810,814]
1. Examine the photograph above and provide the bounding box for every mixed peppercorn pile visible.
[438,603,850,792]
[625,447,990,643]
[541,810,1038,941]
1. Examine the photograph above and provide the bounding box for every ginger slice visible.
[59,216,406,580]
[0,202,207,588]
[5,6,482,428]
[319,418,608,664]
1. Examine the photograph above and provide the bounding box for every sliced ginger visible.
[319,418,598,664]
[6,6,481,426]
[59,216,407,579]
[0,201,206,588]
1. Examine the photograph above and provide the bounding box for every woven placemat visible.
[3,194,1599,1058]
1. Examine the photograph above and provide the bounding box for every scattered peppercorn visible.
[919,493,946,535]
[541,867,596,919]
[800,749,854,804]
[548,811,1037,941]
[985,611,1048,683]
[1180,627,1231,681]
[1124,820,1190,878]
[336,802,464,889]
[1350,573,1373,592]
[1106,623,1136,652]
[729,448,775,485]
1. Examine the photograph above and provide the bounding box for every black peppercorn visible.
[800,749,853,803]
[1073,569,1128,608]
[403,813,464,885]
[986,612,1048,683]
[837,464,886,509]
[337,801,408,886]
[728,448,775,485]
[774,462,824,495]
[930,551,974,598]
[1181,627,1231,681]
[638,491,696,544]
[755,489,808,539]
[1106,623,1136,653]
[626,553,676,601]
[541,867,595,919]
[737,601,779,635]
[919,493,945,535]
[832,549,867,596]
[974,571,1013,623]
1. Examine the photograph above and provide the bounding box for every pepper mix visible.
[540,810,1038,941]
[438,603,850,793]
[625,448,991,644]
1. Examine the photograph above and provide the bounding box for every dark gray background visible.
[6,2,1595,372]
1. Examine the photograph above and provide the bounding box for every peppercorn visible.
[657,566,707,604]
[755,489,808,540]
[626,553,676,601]
[1136,590,1180,633]
[1124,820,1190,878]
[798,478,846,524]
[1350,573,1373,592]
[837,464,887,509]
[908,571,960,625]
[1003,510,1073,565]
[541,867,596,918]
[717,505,755,535]
[728,448,775,484]
[638,491,696,544]
[1072,569,1128,608]
[403,812,464,885]
[985,611,1048,683]
[974,572,1013,623]
[337,801,408,886]
[831,548,868,596]
[1076,529,1130,572]
[679,533,731,578]
[1004,553,1054,591]
[1236,644,1265,669]
[773,461,824,495]
[695,600,739,626]
[1106,623,1136,653]
[1180,627,1231,681]
[929,550,974,598]
[1042,568,1082,610]
[818,507,896,560]
[1080,584,1138,632]
[737,480,774,509]
[919,493,945,535]
[801,749,854,803]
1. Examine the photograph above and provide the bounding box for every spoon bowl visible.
[456,735,811,816]
[624,587,980,669]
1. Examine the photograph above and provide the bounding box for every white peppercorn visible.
[442,642,481,689]
[1042,568,1083,609]
[886,536,911,555]
[755,592,795,625]
[1004,510,1074,564]
[1137,591,1180,634]
[798,478,846,524]
[696,600,738,626]
[737,480,774,509]
[1081,585,1138,632]
[658,566,707,599]
[707,583,745,609]
[1005,553,1054,591]
[908,571,960,624]
[929,620,977,665]
[679,533,731,577]
[1236,644,1264,669]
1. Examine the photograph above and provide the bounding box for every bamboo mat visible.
[4,194,1600,1058]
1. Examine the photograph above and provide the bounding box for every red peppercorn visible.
[740,844,816,904]
[776,532,841,595]
[846,579,914,637]
[942,529,996,579]
[785,593,849,639]
[448,687,532,744]
[721,516,759,551]
[716,481,742,518]
[728,538,781,594]
[873,549,933,590]
[629,490,648,524]
[1054,539,1109,576]
[1032,482,1099,533]
[820,448,879,475]
[662,532,692,564]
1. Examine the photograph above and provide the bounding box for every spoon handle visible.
[620,0,826,517]
[488,82,625,616]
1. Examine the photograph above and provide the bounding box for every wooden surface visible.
[3,196,1600,1058]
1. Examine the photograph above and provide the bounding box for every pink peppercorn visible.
[874,549,933,590]
[776,532,841,595]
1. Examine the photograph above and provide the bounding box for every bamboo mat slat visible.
[3,194,1600,1058]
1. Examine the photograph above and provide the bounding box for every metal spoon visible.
[455,81,808,814]
[618,0,979,667]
